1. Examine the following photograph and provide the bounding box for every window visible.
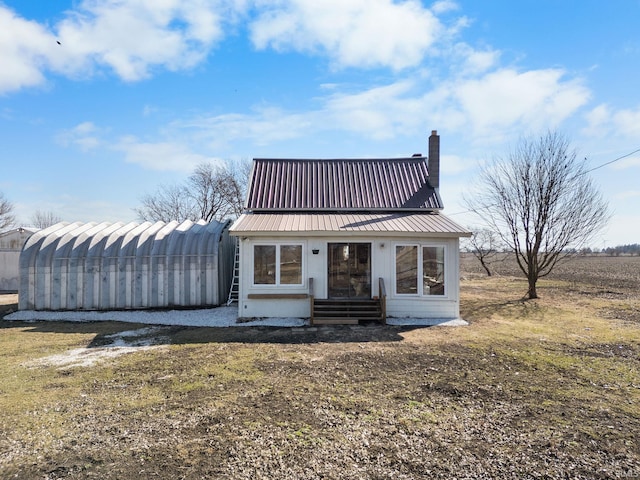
[280,245,302,285]
[253,244,303,286]
[423,246,445,295]
[395,244,446,296]
[254,245,276,284]
[395,245,418,294]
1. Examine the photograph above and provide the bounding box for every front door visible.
[328,243,371,299]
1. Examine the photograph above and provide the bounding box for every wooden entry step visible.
[312,299,384,325]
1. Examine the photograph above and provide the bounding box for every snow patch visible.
[5,306,305,327]
[6,306,465,328]
[386,317,469,327]
[25,345,163,369]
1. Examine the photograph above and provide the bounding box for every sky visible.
[1,0,639,248]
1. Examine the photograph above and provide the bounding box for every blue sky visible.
[1,0,639,247]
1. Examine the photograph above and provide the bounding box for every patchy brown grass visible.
[1,257,640,479]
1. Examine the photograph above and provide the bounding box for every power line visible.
[584,147,640,174]
[446,146,640,218]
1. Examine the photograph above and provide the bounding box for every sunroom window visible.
[395,244,446,296]
[395,245,418,294]
[423,246,445,295]
[253,244,303,286]
[280,245,302,284]
[254,245,276,284]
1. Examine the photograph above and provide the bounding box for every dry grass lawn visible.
[1,258,639,479]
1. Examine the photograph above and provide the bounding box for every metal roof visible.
[230,213,470,237]
[245,158,442,211]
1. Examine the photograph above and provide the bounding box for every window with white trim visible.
[395,244,446,296]
[422,246,445,295]
[253,244,303,286]
[395,245,418,294]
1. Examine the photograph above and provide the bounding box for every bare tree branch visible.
[464,131,610,299]
[30,210,62,229]
[0,192,16,232]
[135,159,250,223]
[465,228,502,276]
[134,184,197,223]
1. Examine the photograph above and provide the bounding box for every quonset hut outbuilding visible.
[19,220,234,311]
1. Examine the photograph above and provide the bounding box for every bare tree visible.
[31,210,63,229]
[465,131,609,299]
[135,160,250,223]
[187,163,246,221]
[0,192,16,232]
[466,228,501,276]
[135,184,197,223]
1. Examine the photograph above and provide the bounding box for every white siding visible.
[0,228,37,292]
[236,234,461,320]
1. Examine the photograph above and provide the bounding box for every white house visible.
[229,131,471,324]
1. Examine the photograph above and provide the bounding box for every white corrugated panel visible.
[19,220,233,311]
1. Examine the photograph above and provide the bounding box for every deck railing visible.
[378,277,387,324]
[309,277,315,326]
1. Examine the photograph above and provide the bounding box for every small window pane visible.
[254,245,276,284]
[280,245,302,285]
[396,245,418,294]
[423,246,445,295]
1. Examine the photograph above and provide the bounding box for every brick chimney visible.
[428,130,440,190]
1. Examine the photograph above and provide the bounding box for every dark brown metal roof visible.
[245,158,442,212]
[230,213,470,237]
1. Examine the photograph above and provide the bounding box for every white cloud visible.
[319,67,590,142]
[169,65,591,149]
[177,105,314,149]
[250,0,443,70]
[0,0,235,92]
[611,156,640,170]
[583,103,612,137]
[431,0,459,15]
[614,190,640,200]
[0,6,57,92]
[611,107,640,137]
[55,0,227,81]
[114,135,219,171]
[452,68,590,138]
[451,43,500,75]
[440,154,471,175]
[0,0,467,92]
[583,103,640,139]
[55,121,104,151]
[323,80,424,139]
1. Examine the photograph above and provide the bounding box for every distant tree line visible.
[601,244,640,256]
[0,192,63,231]
[562,245,640,256]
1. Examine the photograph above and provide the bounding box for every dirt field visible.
[1,256,639,479]
[461,252,640,291]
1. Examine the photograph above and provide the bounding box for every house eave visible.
[229,212,471,238]
[246,207,444,214]
[231,230,468,239]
